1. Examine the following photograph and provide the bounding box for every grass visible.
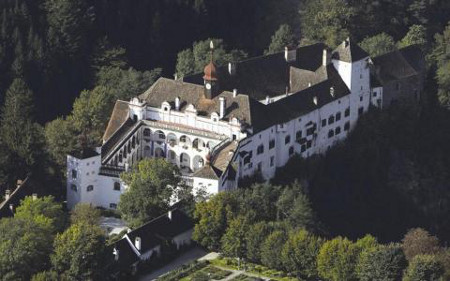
[210,257,299,281]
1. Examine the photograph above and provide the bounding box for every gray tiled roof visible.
[332,39,369,63]
[103,100,130,142]
[372,45,424,84]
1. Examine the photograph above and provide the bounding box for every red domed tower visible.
[203,41,219,99]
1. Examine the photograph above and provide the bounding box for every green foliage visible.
[118,158,182,228]
[70,203,101,226]
[221,215,249,259]
[301,0,355,47]
[317,236,359,281]
[70,86,112,147]
[398,25,428,51]
[276,181,316,231]
[95,66,161,101]
[402,228,441,261]
[44,117,78,167]
[356,243,407,281]
[193,191,240,250]
[260,230,286,270]
[44,0,94,59]
[51,223,107,281]
[0,78,45,185]
[15,195,66,233]
[359,33,397,57]
[31,271,61,281]
[265,24,296,55]
[281,229,323,279]
[245,222,271,263]
[176,38,247,78]
[403,255,444,281]
[0,218,54,280]
[432,22,450,107]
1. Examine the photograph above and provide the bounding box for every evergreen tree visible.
[260,230,286,270]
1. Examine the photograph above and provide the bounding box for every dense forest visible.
[0,0,450,279]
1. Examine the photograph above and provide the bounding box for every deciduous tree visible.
[403,254,444,281]
[359,33,397,57]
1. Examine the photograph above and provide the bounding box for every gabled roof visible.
[192,164,222,180]
[138,77,262,128]
[372,45,424,83]
[103,100,130,142]
[183,43,327,101]
[332,39,369,63]
[126,209,193,254]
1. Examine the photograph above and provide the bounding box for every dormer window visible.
[161,101,171,112]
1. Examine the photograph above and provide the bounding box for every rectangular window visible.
[373,91,377,97]
[345,108,350,117]
[296,131,302,140]
[285,135,291,145]
[269,139,275,149]
[71,170,77,179]
[328,116,335,124]
[71,184,77,192]
[306,140,312,148]
[244,151,253,165]
[114,182,121,191]
[307,127,315,136]
[335,127,341,135]
[110,203,117,209]
[289,146,294,156]
[328,130,335,138]
[360,96,363,102]
[257,145,264,155]
[336,112,341,121]
[322,119,326,127]
[344,122,350,131]
[270,156,274,167]
[257,162,262,171]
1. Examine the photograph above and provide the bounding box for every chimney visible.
[16,179,22,188]
[168,210,173,221]
[265,96,270,105]
[313,96,318,105]
[174,73,178,80]
[5,189,11,200]
[219,97,226,119]
[32,193,38,201]
[232,89,238,98]
[322,49,331,66]
[175,97,180,111]
[135,237,142,251]
[284,46,297,62]
[308,82,312,87]
[330,87,335,97]
[9,204,14,213]
[113,248,119,261]
[228,62,236,75]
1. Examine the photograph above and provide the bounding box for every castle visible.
[66,39,424,210]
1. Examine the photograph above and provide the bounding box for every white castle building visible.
[66,39,424,210]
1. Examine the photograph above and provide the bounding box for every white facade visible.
[67,40,387,210]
